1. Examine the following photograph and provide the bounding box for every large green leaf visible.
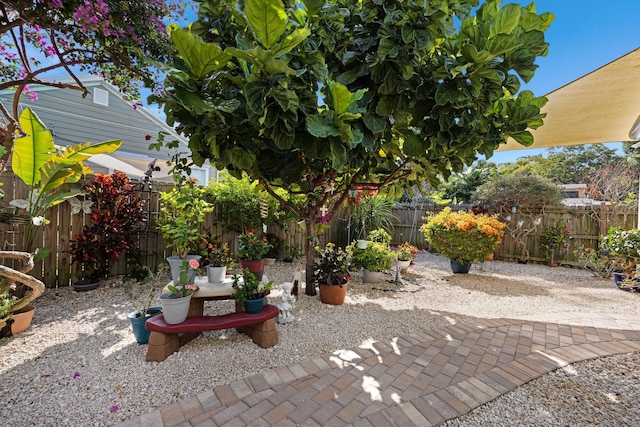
[490,4,521,37]
[245,0,287,49]
[13,108,55,186]
[62,140,122,162]
[272,28,311,58]
[169,27,231,79]
[306,115,340,138]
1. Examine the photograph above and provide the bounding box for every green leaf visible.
[302,0,324,15]
[403,133,428,157]
[245,0,288,49]
[169,28,231,79]
[272,28,311,58]
[330,141,347,169]
[490,4,521,37]
[363,113,386,133]
[13,108,55,186]
[306,115,340,138]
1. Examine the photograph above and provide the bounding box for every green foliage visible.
[602,227,640,274]
[157,184,214,258]
[350,241,394,272]
[473,174,562,212]
[152,0,552,287]
[313,243,351,286]
[434,161,498,204]
[368,228,392,246]
[205,175,302,233]
[9,108,122,254]
[499,144,624,184]
[575,244,617,279]
[352,196,396,240]
[540,218,571,262]
[232,269,274,302]
[0,290,17,323]
[420,207,506,264]
[237,229,273,261]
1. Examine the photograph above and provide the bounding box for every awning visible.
[499,47,640,151]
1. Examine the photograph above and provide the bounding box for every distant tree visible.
[499,144,622,183]
[434,160,498,204]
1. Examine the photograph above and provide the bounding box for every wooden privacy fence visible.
[1,166,637,288]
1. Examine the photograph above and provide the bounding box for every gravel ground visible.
[1,252,639,426]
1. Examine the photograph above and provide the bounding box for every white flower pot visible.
[357,240,369,249]
[159,294,192,324]
[207,265,227,283]
[167,255,201,284]
[363,269,383,283]
[397,259,411,273]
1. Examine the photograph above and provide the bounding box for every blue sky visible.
[487,0,640,164]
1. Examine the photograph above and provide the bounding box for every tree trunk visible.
[304,217,317,296]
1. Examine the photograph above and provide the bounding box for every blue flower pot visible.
[127,307,162,344]
[243,297,265,314]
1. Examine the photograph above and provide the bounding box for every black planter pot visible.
[73,279,100,292]
[613,273,640,292]
[450,260,472,274]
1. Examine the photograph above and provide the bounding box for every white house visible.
[0,75,217,184]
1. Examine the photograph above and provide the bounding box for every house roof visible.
[498,47,640,151]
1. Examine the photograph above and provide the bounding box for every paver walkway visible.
[115,313,640,427]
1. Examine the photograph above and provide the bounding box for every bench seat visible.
[145,304,279,362]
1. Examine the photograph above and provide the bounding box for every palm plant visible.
[351,195,396,240]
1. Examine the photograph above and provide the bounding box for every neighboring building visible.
[0,75,217,184]
[559,184,604,206]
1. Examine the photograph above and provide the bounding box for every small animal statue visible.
[276,282,296,324]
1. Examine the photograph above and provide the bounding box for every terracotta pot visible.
[239,259,265,281]
[486,253,495,261]
[11,304,35,335]
[319,283,348,305]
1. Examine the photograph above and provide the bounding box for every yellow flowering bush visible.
[420,207,506,264]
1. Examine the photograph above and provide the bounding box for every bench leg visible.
[252,318,278,348]
[146,331,179,362]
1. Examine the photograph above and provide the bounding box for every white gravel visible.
[1,252,639,426]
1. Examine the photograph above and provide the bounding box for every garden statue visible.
[276,282,296,324]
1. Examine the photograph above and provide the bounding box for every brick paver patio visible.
[115,313,640,426]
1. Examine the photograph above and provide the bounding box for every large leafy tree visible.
[0,0,186,171]
[154,0,552,293]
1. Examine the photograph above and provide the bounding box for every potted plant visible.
[69,171,145,290]
[601,227,640,287]
[575,242,617,279]
[540,218,571,266]
[350,241,394,283]
[203,237,234,283]
[314,243,351,305]
[158,258,200,324]
[123,266,165,344]
[237,229,272,280]
[231,269,274,313]
[368,228,392,246]
[157,184,213,282]
[396,242,418,272]
[0,251,45,337]
[420,207,506,274]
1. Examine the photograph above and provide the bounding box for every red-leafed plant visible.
[69,171,145,281]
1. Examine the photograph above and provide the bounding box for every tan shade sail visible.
[498,47,640,151]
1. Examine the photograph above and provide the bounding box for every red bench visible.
[145,304,279,362]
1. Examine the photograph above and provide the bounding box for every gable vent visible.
[93,88,109,106]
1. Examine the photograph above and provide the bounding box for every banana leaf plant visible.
[8,107,122,259]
